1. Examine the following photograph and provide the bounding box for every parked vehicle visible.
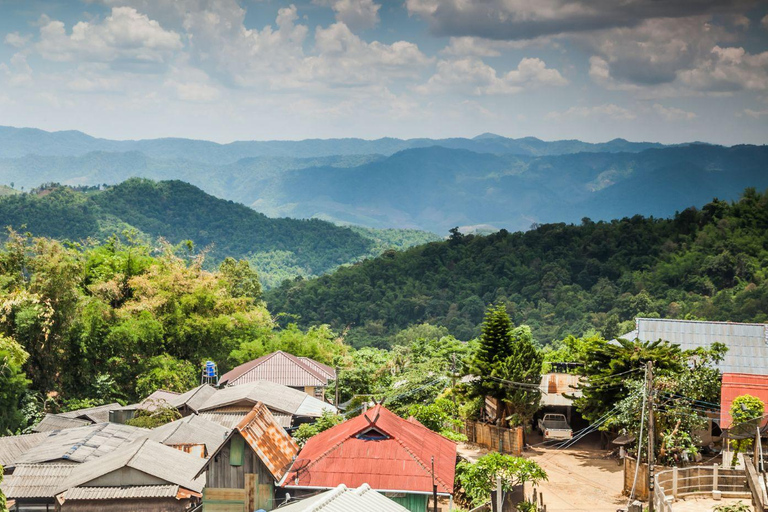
[537,413,573,440]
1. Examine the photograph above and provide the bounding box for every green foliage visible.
[729,394,765,467]
[0,466,5,512]
[135,355,197,399]
[230,323,347,368]
[0,335,30,434]
[126,401,182,428]
[712,501,750,512]
[456,453,547,507]
[268,190,768,345]
[408,398,467,441]
[292,410,344,446]
[469,304,541,426]
[219,258,262,301]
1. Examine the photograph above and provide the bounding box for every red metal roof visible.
[220,351,329,387]
[720,373,768,429]
[284,405,456,495]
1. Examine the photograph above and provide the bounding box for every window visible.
[230,434,244,466]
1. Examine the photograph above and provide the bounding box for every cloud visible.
[677,46,768,92]
[762,15,768,30]
[653,103,697,121]
[405,0,756,40]
[166,80,221,102]
[313,0,381,31]
[0,53,33,87]
[545,103,636,120]
[4,32,32,48]
[440,36,552,57]
[743,108,768,118]
[417,57,566,95]
[36,7,182,69]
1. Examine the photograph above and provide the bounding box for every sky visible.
[0,0,767,144]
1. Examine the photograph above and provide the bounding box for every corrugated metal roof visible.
[299,358,336,381]
[221,351,329,387]
[720,373,768,429]
[284,405,456,495]
[0,432,50,467]
[198,410,249,429]
[620,318,768,375]
[198,381,336,419]
[168,384,217,412]
[147,414,229,456]
[33,414,91,433]
[1,464,75,498]
[59,403,121,423]
[57,438,206,494]
[202,403,299,482]
[275,484,409,512]
[62,485,180,500]
[16,423,148,464]
[539,373,582,407]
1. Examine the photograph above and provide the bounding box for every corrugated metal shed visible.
[33,414,91,433]
[62,484,180,500]
[0,432,50,468]
[198,381,336,419]
[1,464,76,498]
[201,403,299,482]
[220,351,329,387]
[59,403,121,423]
[720,373,768,429]
[620,318,768,375]
[275,484,409,512]
[539,373,582,407]
[283,404,456,496]
[147,414,229,456]
[56,438,207,495]
[16,423,147,464]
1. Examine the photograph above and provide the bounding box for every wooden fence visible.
[462,420,524,456]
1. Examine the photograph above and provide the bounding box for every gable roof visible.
[283,404,456,495]
[59,403,121,423]
[1,464,76,499]
[200,403,299,482]
[167,384,217,412]
[33,414,91,433]
[620,318,768,375]
[56,438,206,495]
[198,380,336,419]
[0,432,51,468]
[298,357,336,381]
[16,423,148,464]
[276,484,409,512]
[220,351,330,387]
[720,373,768,429]
[147,414,229,456]
[60,484,182,501]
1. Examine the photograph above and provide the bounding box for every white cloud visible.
[545,103,636,121]
[417,57,566,95]
[36,7,182,69]
[440,36,552,57]
[762,15,768,30]
[4,32,32,48]
[678,46,768,92]
[653,103,696,121]
[166,80,221,102]
[0,53,33,87]
[743,108,768,118]
[313,0,381,31]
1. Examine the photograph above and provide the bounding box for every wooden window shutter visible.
[230,434,245,466]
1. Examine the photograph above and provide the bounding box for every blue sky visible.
[0,0,767,144]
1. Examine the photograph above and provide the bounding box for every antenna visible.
[201,361,218,385]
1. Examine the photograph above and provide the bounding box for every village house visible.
[281,404,457,512]
[146,414,229,458]
[275,484,410,512]
[33,403,122,433]
[197,402,299,512]
[219,351,336,398]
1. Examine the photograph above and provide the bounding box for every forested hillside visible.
[266,189,768,347]
[0,179,438,287]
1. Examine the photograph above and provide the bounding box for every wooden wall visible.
[59,498,190,512]
[204,432,274,512]
[462,420,523,456]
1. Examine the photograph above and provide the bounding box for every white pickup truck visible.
[537,413,573,440]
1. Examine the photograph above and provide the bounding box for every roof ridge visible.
[279,351,329,382]
[310,484,348,510]
[126,438,150,467]
[393,437,452,494]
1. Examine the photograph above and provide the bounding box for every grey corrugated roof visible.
[220,351,328,387]
[147,414,229,456]
[62,484,180,500]
[16,423,147,464]
[33,414,91,433]
[198,381,336,418]
[274,484,409,512]
[299,357,336,381]
[198,410,249,429]
[1,464,76,498]
[59,403,121,423]
[56,438,206,494]
[0,432,50,467]
[621,318,768,375]
[168,385,217,412]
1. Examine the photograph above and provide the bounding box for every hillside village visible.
[2,315,768,512]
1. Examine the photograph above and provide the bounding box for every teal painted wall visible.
[388,493,428,512]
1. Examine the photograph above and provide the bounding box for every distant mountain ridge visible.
[0,125,667,162]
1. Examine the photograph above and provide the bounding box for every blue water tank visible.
[204,361,216,377]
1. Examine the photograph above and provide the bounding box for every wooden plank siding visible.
[204,433,275,512]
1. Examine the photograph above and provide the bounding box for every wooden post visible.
[713,464,719,492]
[647,361,655,512]
[672,466,678,498]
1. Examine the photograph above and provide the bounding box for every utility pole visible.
[451,353,457,406]
[646,361,655,512]
[335,366,340,407]
[432,456,438,512]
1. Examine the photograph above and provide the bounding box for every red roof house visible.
[281,404,456,510]
[720,373,768,429]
